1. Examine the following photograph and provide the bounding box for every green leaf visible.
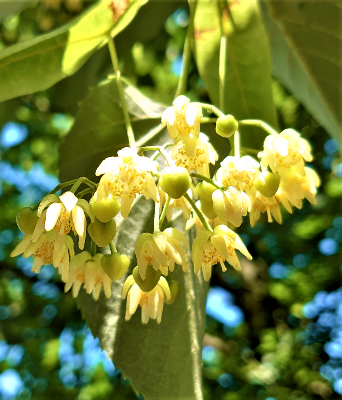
[0,1,35,22]
[58,76,165,182]
[59,80,208,399]
[193,0,278,149]
[0,0,148,102]
[261,0,342,146]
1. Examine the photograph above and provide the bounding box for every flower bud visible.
[89,195,121,223]
[200,199,217,220]
[159,166,191,199]
[216,115,238,138]
[165,280,181,305]
[16,207,39,235]
[133,265,161,292]
[88,218,116,247]
[196,181,216,202]
[254,171,281,197]
[101,252,130,280]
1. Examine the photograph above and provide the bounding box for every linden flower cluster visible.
[11,95,320,325]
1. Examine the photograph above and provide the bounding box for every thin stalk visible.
[234,130,240,158]
[135,123,164,148]
[239,119,278,137]
[77,188,94,198]
[159,146,175,167]
[201,117,217,124]
[175,0,198,98]
[151,143,174,162]
[91,241,97,257]
[199,103,225,118]
[107,34,135,148]
[240,146,259,154]
[154,199,160,232]
[109,242,117,254]
[159,195,171,227]
[190,173,222,190]
[184,193,213,232]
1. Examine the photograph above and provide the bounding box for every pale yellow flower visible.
[162,95,202,146]
[122,275,171,324]
[248,192,282,228]
[10,230,74,282]
[159,185,192,221]
[192,225,252,281]
[217,155,260,196]
[95,147,159,218]
[33,191,93,251]
[64,252,111,300]
[135,228,188,279]
[171,133,218,177]
[260,129,313,179]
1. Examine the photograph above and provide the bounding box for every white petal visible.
[45,203,62,231]
[128,284,142,315]
[72,205,85,237]
[60,191,78,212]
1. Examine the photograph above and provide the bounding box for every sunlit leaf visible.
[0,0,148,102]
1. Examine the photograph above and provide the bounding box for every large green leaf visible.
[193,0,278,149]
[0,0,148,102]
[59,78,208,399]
[261,0,342,146]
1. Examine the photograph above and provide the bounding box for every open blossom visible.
[260,129,313,179]
[10,230,74,281]
[276,166,320,212]
[33,191,93,251]
[64,252,111,300]
[171,133,218,177]
[159,185,192,221]
[217,156,260,195]
[135,228,188,278]
[248,192,282,228]
[162,95,202,147]
[192,225,252,281]
[95,147,159,218]
[122,275,171,324]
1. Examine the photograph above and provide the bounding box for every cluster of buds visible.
[11,95,320,325]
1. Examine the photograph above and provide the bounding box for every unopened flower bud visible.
[165,280,181,305]
[196,181,216,202]
[133,265,161,292]
[212,187,248,227]
[216,115,239,138]
[88,218,116,247]
[159,166,191,199]
[200,199,217,220]
[254,171,281,197]
[89,194,121,223]
[16,207,39,235]
[101,252,130,280]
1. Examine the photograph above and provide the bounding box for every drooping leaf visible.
[58,76,165,182]
[261,0,342,146]
[59,78,208,400]
[0,0,148,102]
[193,0,278,150]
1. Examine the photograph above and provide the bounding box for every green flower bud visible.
[254,171,281,197]
[165,280,181,305]
[16,207,39,235]
[133,265,161,292]
[200,199,217,220]
[216,115,239,138]
[89,195,121,223]
[88,218,116,247]
[101,252,130,280]
[196,181,216,202]
[159,166,191,199]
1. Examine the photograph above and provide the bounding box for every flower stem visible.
[159,146,176,167]
[70,177,97,193]
[234,130,240,158]
[159,195,171,227]
[190,173,222,190]
[151,143,174,162]
[201,117,217,124]
[184,193,213,232]
[91,241,97,257]
[175,0,198,98]
[77,188,95,198]
[109,242,117,254]
[239,119,278,137]
[199,103,225,118]
[107,34,135,148]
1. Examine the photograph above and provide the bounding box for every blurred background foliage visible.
[0,0,341,399]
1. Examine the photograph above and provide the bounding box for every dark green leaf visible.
[0,0,148,102]
[261,0,342,146]
[193,0,278,150]
[59,78,208,400]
